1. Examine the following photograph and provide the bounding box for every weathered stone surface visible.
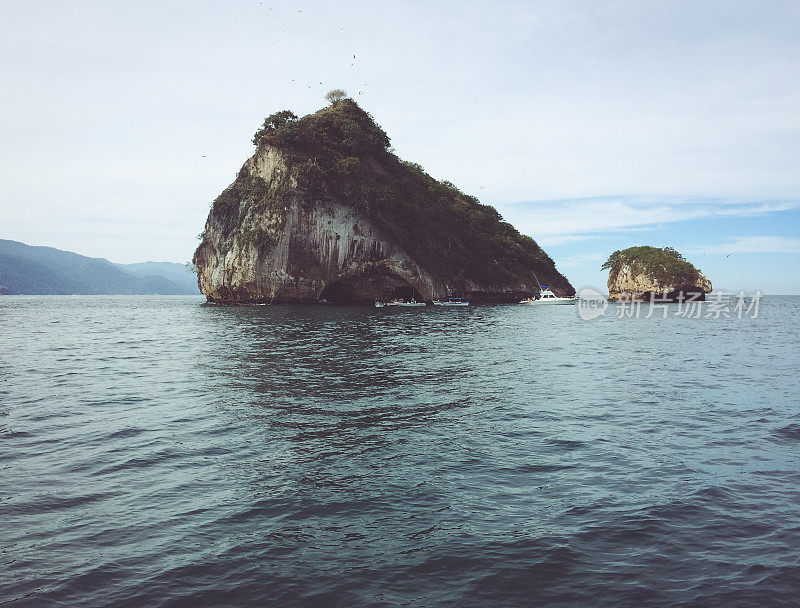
[196,188,439,303]
[605,247,711,301]
[194,103,573,304]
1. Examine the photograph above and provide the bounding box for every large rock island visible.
[603,246,711,301]
[194,97,573,304]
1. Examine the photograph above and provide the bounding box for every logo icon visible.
[577,288,608,320]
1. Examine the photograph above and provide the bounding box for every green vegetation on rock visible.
[233,98,565,288]
[602,246,702,287]
[324,89,348,104]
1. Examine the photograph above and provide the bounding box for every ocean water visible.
[1,295,799,607]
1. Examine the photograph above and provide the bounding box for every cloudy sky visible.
[2,1,799,292]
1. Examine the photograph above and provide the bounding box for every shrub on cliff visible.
[602,246,701,287]
[324,89,347,104]
[252,110,299,146]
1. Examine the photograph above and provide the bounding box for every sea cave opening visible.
[320,271,423,304]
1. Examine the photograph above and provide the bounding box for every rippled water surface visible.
[2,295,799,607]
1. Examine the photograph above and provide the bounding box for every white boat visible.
[432,298,469,306]
[394,299,427,307]
[376,299,427,307]
[519,287,578,305]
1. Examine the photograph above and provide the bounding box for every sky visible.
[1,0,799,293]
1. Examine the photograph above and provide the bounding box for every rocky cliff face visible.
[603,246,711,301]
[194,99,573,304]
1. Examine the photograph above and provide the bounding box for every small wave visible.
[546,438,585,449]
[0,429,32,438]
[772,423,800,442]
[510,463,575,473]
[105,427,145,440]
[3,491,118,516]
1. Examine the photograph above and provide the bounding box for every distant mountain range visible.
[0,239,200,295]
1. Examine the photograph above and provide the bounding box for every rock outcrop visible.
[603,246,711,301]
[194,99,573,304]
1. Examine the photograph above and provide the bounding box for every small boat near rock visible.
[394,299,426,307]
[432,298,469,306]
[519,287,578,305]
[375,299,427,307]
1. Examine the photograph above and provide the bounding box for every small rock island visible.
[193,95,573,304]
[603,246,712,301]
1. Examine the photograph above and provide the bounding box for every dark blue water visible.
[2,295,799,607]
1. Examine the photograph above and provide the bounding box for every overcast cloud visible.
[1,1,798,290]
